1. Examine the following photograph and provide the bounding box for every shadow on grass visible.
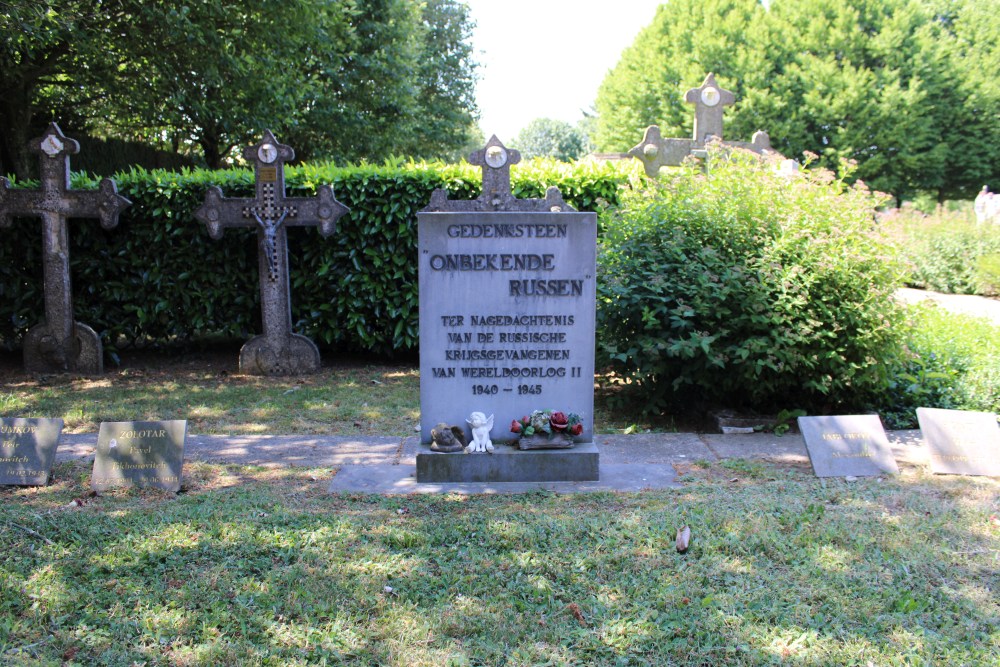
[1,460,997,666]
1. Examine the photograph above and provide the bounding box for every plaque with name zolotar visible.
[798,414,899,478]
[0,418,63,486]
[917,407,1000,477]
[92,421,186,492]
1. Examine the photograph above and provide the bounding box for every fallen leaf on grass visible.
[567,603,587,626]
[676,525,692,553]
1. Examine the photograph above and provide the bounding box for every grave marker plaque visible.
[92,421,186,492]
[418,136,596,448]
[0,418,63,486]
[194,130,349,375]
[917,408,1000,476]
[0,123,131,374]
[798,415,899,478]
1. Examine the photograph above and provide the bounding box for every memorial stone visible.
[92,420,187,492]
[628,73,775,176]
[417,136,598,482]
[798,414,899,478]
[917,407,1000,476]
[194,130,349,375]
[0,418,63,486]
[0,123,131,374]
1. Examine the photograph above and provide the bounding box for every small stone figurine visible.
[466,412,495,453]
[430,423,466,453]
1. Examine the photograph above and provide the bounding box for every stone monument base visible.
[416,442,599,483]
[239,333,320,375]
[24,321,103,374]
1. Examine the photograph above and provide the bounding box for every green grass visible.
[0,350,684,436]
[0,353,422,436]
[1,461,997,666]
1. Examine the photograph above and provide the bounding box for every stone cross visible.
[194,130,348,375]
[424,135,574,212]
[628,73,774,176]
[0,123,131,374]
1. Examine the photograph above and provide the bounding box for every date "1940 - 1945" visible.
[472,384,542,396]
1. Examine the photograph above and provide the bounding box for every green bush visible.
[881,206,1000,295]
[0,159,636,357]
[879,304,1000,428]
[597,149,908,414]
[975,253,1000,296]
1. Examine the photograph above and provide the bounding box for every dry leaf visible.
[567,603,587,626]
[676,525,692,553]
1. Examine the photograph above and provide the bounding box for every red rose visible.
[510,419,522,434]
[569,423,583,436]
[550,411,569,431]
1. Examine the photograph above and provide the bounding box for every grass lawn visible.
[1,460,998,666]
[1,328,998,665]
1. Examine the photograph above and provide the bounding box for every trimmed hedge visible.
[0,159,637,356]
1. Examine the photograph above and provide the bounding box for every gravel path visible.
[896,287,1000,324]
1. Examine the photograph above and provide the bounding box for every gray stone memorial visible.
[917,407,1000,476]
[0,123,131,374]
[194,130,349,375]
[92,420,187,492]
[628,73,774,176]
[0,418,63,486]
[417,136,597,483]
[798,414,899,478]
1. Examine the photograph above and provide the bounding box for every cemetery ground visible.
[1,340,999,665]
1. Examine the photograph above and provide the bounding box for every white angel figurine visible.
[466,412,495,453]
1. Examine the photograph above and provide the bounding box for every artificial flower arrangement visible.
[510,410,583,449]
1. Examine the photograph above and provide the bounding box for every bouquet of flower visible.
[510,410,583,440]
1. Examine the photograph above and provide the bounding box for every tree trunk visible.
[0,87,37,180]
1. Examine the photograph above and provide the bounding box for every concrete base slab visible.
[57,434,404,468]
[416,442,598,483]
[700,433,808,463]
[597,433,713,463]
[700,430,929,468]
[329,462,679,495]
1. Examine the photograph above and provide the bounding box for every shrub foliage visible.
[597,149,908,413]
[0,160,634,356]
[881,206,1000,296]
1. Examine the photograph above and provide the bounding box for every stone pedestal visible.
[416,442,599,483]
[239,333,319,375]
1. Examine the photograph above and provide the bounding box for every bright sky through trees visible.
[464,0,662,141]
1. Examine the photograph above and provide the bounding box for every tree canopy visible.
[0,0,479,176]
[512,118,591,162]
[594,0,1000,201]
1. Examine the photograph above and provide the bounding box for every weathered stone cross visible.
[425,135,573,212]
[0,123,131,374]
[628,73,774,176]
[194,130,349,375]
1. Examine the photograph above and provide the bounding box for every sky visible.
[464,0,664,142]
